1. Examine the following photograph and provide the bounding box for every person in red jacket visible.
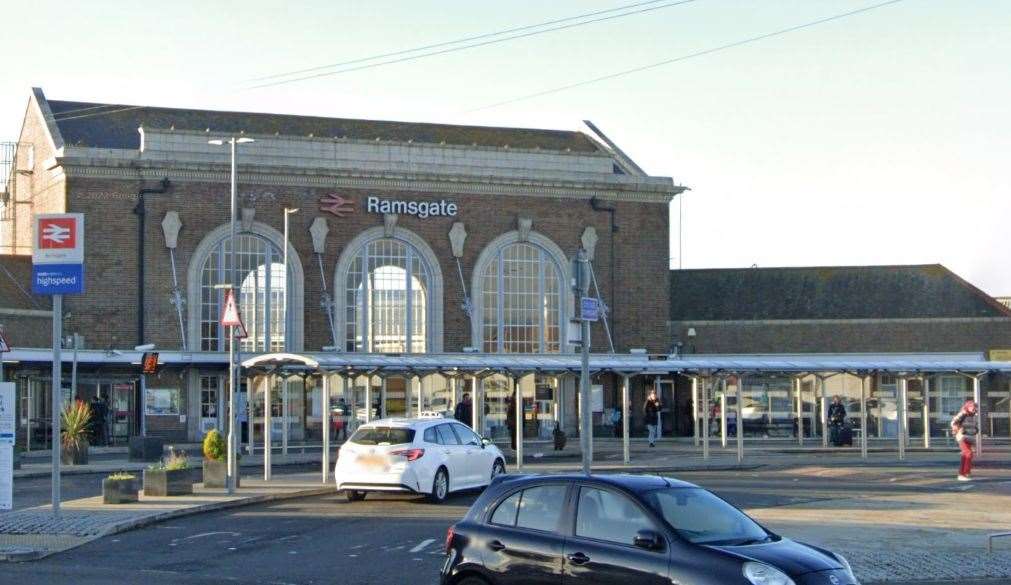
[951,400,979,481]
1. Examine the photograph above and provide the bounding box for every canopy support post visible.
[621,374,631,465]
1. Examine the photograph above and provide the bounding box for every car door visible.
[435,423,467,491]
[562,485,671,585]
[478,482,570,585]
[451,422,492,487]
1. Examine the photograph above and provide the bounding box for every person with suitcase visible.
[828,396,849,446]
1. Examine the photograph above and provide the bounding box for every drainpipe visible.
[132,178,171,346]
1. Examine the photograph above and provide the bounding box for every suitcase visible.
[830,423,853,446]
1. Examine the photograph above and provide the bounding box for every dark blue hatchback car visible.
[441,474,859,585]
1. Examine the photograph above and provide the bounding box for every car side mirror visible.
[481,437,492,448]
[633,529,662,550]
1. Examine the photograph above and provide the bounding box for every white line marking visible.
[182,531,239,541]
[410,538,436,553]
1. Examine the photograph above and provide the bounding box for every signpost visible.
[580,297,600,322]
[220,289,244,494]
[0,382,12,511]
[32,212,84,518]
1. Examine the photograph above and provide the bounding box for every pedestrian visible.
[506,393,517,451]
[828,395,847,446]
[643,388,662,447]
[336,398,348,440]
[455,393,474,427]
[951,399,979,481]
[610,405,622,437]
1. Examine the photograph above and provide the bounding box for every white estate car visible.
[334,417,506,503]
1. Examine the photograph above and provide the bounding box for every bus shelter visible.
[241,352,1011,483]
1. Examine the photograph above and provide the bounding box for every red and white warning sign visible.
[0,329,11,353]
[220,290,245,328]
[33,213,84,264]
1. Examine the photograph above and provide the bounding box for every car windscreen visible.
[643,487,772,546]
[349,427,415,446]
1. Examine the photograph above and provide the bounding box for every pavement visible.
[5,440,1011,583]
[0,472,334,562]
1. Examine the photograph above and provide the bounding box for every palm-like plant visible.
[61,399,93,451]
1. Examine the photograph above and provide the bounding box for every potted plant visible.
[102,472,139,504]
[60,400,92,465]
[201,429,237,488]
[143,448,193,496]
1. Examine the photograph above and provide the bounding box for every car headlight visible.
[742,562,796,585]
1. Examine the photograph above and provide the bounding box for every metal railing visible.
[988,532,1011,554]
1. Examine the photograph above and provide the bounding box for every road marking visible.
[182,531,240,541]
[410,538,435,553]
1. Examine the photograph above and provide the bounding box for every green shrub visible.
[61,400,93,451]
[107,472,136,481]
[148,449,190,471]
[202,429,226,461]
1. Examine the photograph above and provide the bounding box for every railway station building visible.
[2,88,1010,456]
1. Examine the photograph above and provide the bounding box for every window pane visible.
[200,233,286,352]
[576,487,653,545]
[437,424,460,445]
[345,238,429,353]
[645,488,768,545]
[491,491,521,526]
[349,427,415,445]
[423,427,439,444]
[482,242,562,355]
[451,424,481,446]
[516,485,567,532]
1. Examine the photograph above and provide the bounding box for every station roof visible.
[670,264,1011,321]
[5,348,1010,375]
[46,98,601,153]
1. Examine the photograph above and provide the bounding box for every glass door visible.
[110,382,137,445]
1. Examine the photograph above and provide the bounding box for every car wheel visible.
[429,468,449,503]
[345,490,366,502]
[490,459,506,482]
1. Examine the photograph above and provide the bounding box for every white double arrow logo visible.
[42,224,71,244]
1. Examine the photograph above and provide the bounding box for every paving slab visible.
[0,473,335,562]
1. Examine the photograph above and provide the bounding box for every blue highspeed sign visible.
[32,264,85,294]
[580,297,599,321]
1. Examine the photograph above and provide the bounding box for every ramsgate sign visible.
[366,196,457,219]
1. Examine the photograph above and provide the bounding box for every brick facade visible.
[60,178,671,355]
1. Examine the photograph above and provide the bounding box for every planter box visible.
[61,442,89,465]
[103,477,139,504]
[202,459,239,488]
[129,436,165,462]
[143,468,193,496]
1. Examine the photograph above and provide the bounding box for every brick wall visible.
[1,97,66,255]
[62,178,672,354]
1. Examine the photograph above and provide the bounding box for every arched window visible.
[188,222,304,353]
[336,228,443,353]
[345,239,429,352]
[475,234,567,353]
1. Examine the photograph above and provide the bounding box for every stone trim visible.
[57,160,677,204]
[0,308,53,317]
[672,317,1011,326]
[186,220,305,352]
[471,230,574,352]
[332,225,445,353]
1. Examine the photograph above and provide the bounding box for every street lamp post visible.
[282,207,298,457]
[209,136,254,495]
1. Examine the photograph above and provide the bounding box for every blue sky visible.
[3,0,1009,294]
